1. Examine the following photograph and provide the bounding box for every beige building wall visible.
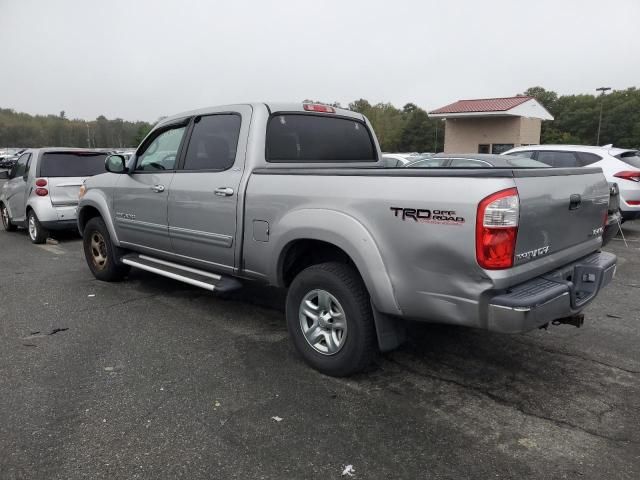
[442,117,542,153]
[519,117,542,145]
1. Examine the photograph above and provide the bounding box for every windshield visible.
[616,151,640,169]
[39,152,108,177]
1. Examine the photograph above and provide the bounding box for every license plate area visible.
[570,265,602,308]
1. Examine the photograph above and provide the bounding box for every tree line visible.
[1,86,639,151]
[330,86,640,152]
[0,109,153,149]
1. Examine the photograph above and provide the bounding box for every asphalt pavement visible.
[0,181,638,479]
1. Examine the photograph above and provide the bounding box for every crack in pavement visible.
[387,358,639,445]
[509,338,640,374]
[20,328,69,340]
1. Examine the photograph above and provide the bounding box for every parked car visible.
[0,156,16,169]
[77,102,615,377]
[381,153,416,167]
[382,153,435,167]
[0,148,110,243]
[405,153,548,169]
[405,153,621,245]
[0,149,27,169]
[504,145,640,221]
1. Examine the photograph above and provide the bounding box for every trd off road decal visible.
[390,207,465,225]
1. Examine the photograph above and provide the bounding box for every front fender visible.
[270,208,401,316]
[78,190,119,245]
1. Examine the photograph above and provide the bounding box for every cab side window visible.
[10,153,31,178]
[182,114,241,171]
[135,126,186,172]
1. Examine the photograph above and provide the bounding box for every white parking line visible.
[36,244,65,255]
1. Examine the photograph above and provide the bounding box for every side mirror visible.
[0,170,8,179]
[105,154,128,174]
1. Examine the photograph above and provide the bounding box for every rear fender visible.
[271,208,401,316]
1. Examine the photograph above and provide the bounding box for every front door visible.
[6,153,32,222]
[168,107,251,273]
[114,123,188,252]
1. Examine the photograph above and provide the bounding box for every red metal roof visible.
[429,96,533,114]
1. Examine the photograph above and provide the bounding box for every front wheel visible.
[286,262,377,377]
[1,203,17,232]
[82,217,130,281]
[27,210,48,244]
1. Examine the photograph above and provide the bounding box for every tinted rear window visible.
[39,152,108,177]
[576,152,602,166]
[536,151,580,168]
[266,114,376,162]
[616,151,640,168]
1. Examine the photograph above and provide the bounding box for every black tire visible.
[82,216,130,281]
[27,210,48,244]
[286,262,377,377]
[1,203,17,232]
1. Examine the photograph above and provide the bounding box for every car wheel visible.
[286,262,377,377]
[27,210,48,244]
[82,217,130,281]
[1,203,17,232]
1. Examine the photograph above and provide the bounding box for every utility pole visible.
[596,87,611,145]
[433,121,438,153]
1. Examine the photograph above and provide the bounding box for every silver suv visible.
[0,148,109,243]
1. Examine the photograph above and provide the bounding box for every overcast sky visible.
[1,0,638,122]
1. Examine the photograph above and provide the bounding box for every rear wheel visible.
[1,203,17,232]
[27,210,48,244]
[286,262,377,377]
[83,217,130,281]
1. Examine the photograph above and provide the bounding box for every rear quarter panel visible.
[243,172,516,325]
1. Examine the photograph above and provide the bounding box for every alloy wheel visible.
[1,206,9,229]
[299,289,348,355]
[28,214,37,241]
[90,231,108,270]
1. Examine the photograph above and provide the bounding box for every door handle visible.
[214,187,234,196]
[151,184,165,193]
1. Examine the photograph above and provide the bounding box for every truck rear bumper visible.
[487,251,616,334]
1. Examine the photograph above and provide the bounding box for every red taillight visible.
[476,188,519,270]
[628,200,640,205]
[35,188,48,196]
[35,178,47,187]
[614,171,640,182]
[303,103,336,113]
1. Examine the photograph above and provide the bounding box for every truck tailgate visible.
[512,168,609,266]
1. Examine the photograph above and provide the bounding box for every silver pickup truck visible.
[77,102,616,376]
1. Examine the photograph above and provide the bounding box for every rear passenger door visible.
[168,106,251,273]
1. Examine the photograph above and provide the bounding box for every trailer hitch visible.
[552,313,585,328]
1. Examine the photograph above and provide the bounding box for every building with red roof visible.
[428,96,553,154]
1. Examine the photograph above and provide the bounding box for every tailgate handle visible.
[569,194,581,210]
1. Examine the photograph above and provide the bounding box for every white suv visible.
[504,145,640,221]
